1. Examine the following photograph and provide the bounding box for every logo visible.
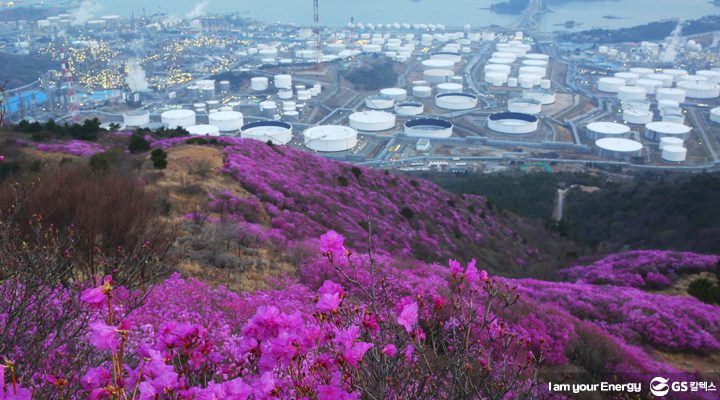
[650,377,670,397]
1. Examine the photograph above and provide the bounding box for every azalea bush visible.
[559,250,720,289]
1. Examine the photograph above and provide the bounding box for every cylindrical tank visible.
[676,81,720,99]
[349,111,396,131]
[586,122,631,140]
[380,88,408,101]
[644,121,692,141]
[437,82,464,94]
[659,136,684,150]
[424,69,454,83]
[123,110,150,127]
[623,109,653,125]
[304,125,358,152]
[711,107,720,123]
[508,98,542,115]
[617,86,647,101]
[656,88,687,103]
[251,77,269,91]
[274,74,293,89]
[278,89,293,100]
[614,72,640,85]
[635,79,663,95]
[661,145,687,162]
[209,111,244,132]
[412,86,432,98]
[646,73,673,87]
[629,67,654,78]
[187,124,220,136]
[598,77,626,93]
[161,109,196,129]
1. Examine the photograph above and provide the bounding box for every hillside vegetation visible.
[0,130,718,398]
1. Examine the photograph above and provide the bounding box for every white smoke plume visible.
[185,0,210,19]
[660,22,683,64]
[125,60,149,92]
[70,0,103,26]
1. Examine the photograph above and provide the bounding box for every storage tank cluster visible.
[483,49,551,89]
[304,125,358,152]
[605,67,719,104]
[487,112,539,134]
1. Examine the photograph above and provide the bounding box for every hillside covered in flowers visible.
[1,135,719,399]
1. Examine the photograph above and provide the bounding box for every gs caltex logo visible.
[650,377,670,397]
[649,377,717,396]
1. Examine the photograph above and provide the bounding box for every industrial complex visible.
[2,1,720,174]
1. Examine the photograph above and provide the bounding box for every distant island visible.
[602,15,623,20]
[560,14,720,43]
[489,0,529,15]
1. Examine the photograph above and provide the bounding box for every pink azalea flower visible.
[465,259,479,283]
[397,302,418,333]
[479,269,489,282]
[317,292,341,313]
[88,320,120,351]
[318,280,345,298]
[432,294,445,309]
[449,259,463,276]
[320,230,346,258]
[81,276,112,309]
[381,344,397,357]
[343,342,374,367]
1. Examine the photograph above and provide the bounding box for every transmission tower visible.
[60,48,79,123]
[313,0,321,64]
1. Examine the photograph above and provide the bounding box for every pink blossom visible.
[343,342,374,367]
[449,259,463,276]
[318,280,345,298]
[397,302,418,333]
[382,344,397,357]
[88,320,120,351]
[317,292,341,313]
[432,295,445,309]
[465,259,479,283]
[320,230,346,258]
[81,276,112,309]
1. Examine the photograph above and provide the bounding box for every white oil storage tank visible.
[659,137,684,150]
[412,86,433,98]
[488,112,539,134]
[380,88,408,101]
[661,146,687,162]
[250,77,269,91]
[395,101,424,116]
[595,138,643,159]
[304,125,358,152]
[241,121,293,145]
[187,124,220,136]
[161,109,196,129]
[349,111,396,131]
[209,111,244,132]
[123,110,150,127]
[597,77,625,93]
[644,121,692,141]
[711,107,720,123]
[508,97,542,115]
[623,109,653,125]
[404,118,453,138]
[676,81,720,99]
[656,88,687,103]
[586,122,631,140]
[274,74,293,89]
[435,93,478,110]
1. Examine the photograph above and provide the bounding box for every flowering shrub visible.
[559,250,720,289]
[514,279,720,353]
[35,140,107,157]
[151,136,539,270]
